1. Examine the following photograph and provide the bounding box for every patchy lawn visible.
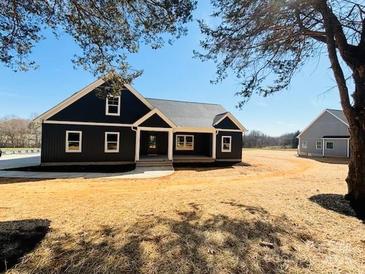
[0,150,364,273]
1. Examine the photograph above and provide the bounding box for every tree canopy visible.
[197,0,365,108]
[1,0,196,83]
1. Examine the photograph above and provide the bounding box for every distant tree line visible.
[243,130,300,149]
[0,116,40,148]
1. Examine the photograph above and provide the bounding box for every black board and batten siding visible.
[173,133,212,156]
[41,124,136,163]
[216,131,242,160]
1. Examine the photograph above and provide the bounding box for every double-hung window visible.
[65,131,82,153]
[316,140,322,150]
[105,132,120,153]
[326,141,334,150]
[176,135,194,150]
[221,136,232,152]
[106,96,121,116]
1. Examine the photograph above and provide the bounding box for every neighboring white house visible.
[298,109,350,158]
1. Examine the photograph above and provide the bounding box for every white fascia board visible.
[326,110,349,127]
[124,84,154,110]
[297,110,327,138]
[213,112,247,132]
[133,108,176,128]
[33,77,106,123]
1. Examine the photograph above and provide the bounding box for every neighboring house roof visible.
[147,98,227,128]
[298,109,349,138]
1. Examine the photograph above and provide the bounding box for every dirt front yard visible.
[0,149,364,273]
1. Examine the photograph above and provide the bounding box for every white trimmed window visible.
[176,135,194,150]
[316,140,322,150]
[105,132,120,153]
[106,96,121,116]
[326,141,334,150]
[221,136,232,152]
[65,131,82,153]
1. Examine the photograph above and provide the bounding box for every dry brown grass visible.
[0,150,364,273]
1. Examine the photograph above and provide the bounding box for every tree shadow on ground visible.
[309,194,364,222]
[0,178,52,185]
[0,219,50,272]
[11,203,316,273]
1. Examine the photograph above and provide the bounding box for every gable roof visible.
[213,112,247,131]
[133,108,176,128]
[146,98,225,128]
[298,109,349,138]
[33,76,154,122]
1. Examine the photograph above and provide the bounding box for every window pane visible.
[186,136,193,143]
[223,137,230,144]
[223,143,230,150]
[108,105,119,114]
[108,97,119,105]
[107,142,118,151]
[107,133,118,142]
[68,141,80,150]
[326,142,334,149]
[177,136,184,143]
[149,135,156,149]
[68,132,80,141]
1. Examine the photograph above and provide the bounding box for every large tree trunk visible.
[346,123,365,218]
[345,69,365,218]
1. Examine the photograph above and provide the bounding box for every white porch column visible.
[135,128,140,161]
[168,129,173,160]
[212,130,217,159]
[322,138,325,157]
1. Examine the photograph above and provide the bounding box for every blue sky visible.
[0,3,344,136]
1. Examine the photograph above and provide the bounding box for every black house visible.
[34,77,247,166]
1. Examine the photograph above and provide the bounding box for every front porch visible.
[135,127,216,164]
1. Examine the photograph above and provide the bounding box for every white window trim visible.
[175,135,194,151]
[221,136,232,152]
[105,132,120,153]
[316,140,322,150]
[105,96,121,116]
[325,141,335,150]
[65,131,82,153]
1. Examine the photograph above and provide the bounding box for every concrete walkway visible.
[0,154,174,179]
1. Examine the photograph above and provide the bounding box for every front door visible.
[147,134,157,155]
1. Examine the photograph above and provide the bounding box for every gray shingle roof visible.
[326,109,349,125]
[146,98,227,128]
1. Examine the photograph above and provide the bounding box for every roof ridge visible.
[146,97,222,106]
[326,108,343,112]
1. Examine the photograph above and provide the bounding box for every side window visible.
[66,131,82,153]
[326,141,334,150]
[106,96,121,116]
[316,140,322,150]
[221,136,232,152]
[105,132,120,153]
